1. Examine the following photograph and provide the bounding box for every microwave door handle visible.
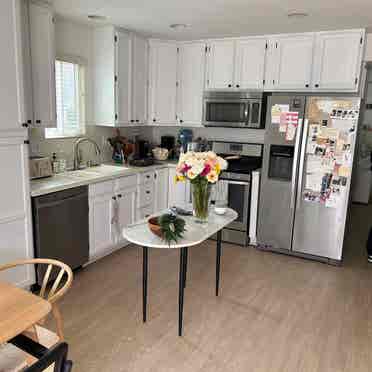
[290,118,303,210]
[295,118,309,210]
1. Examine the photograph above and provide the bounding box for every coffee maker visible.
[161,136,176,159]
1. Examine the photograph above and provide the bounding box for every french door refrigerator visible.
[258,94,360,263]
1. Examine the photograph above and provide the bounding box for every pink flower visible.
[182,164,191,173]
[200,163,211,177]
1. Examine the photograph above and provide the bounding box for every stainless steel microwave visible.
[202,90,265,129]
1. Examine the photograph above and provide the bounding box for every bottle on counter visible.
[52,152,60,174]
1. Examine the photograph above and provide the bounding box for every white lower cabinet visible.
[89,175,137,261]
[89,192,114,260]
[0,140,34,287]
[154,168,169,212]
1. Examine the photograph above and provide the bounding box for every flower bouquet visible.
[176,151,228,223]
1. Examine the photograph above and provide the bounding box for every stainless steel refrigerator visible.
[258,94,361,263]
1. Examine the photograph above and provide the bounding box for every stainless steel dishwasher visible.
[32,186,89,285]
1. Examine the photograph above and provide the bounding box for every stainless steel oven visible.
[203,90,265,128]
[211,141,263,246]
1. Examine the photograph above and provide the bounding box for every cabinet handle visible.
[118,194,122,198]
[228,84,232,88]
[146,175,150,179]
[180,119,183,123]
[36,120,41,124]
[153,118,156,122]
[130,119,135,123]
[236,84,240,88]
[154,174,157,179]
[112,196,117,200]
[145,214,150,218]
[146,191,150,194]
[22,123,29,128]
[305,84,309,88]
[315,84,319,88]
[136,119,139,122]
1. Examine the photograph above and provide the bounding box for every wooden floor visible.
[56,204,372,372]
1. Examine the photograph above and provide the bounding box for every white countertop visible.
[30,161,178,197]
[122,208,238,249]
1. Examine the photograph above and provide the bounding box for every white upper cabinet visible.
[207,40,235,89]
[177,42,206,126]
[0,0,26,134]
[115,29,132,125]
[148,41,178,125]
[235,38,266,89]
[132,34,148,124]
[29,0,56,127]
[266,34,315,91]
[312,29,365,91]
[93,26,148,126]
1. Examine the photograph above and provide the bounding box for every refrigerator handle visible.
[290,118,303,210]
[296,118,309,210]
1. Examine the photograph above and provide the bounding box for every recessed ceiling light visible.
[87,15,107,21]
[287,11,309,18]
[170,23,188,30]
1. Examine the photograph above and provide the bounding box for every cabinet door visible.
[178,42,206,126]
[149,41,178,124]
[29,0,56,127]
[313,30,364,91]
[154,168,169,213]
[168,168,188,207]
[207,40,235,89]
[115,29,132,125]
[132,35,148,124]
[269,34,314,90]
[0,140,34,287]
[89,194,113,260]
[0,0,27,134]
[116,189,136,244]
[235,38,266,89]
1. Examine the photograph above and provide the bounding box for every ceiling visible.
[52,0,372,40]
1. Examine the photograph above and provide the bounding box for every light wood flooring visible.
[55,204,372,372]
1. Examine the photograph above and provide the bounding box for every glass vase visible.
[191,181,211,224]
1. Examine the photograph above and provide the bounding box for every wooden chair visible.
[0,259,73,341]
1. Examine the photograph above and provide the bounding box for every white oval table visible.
[122,208,238,336]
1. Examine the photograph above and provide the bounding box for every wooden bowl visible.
[148,217,163,238]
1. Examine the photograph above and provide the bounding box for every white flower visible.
[187,169,198,179]
[207,170,218,183]
[217,156,228,170]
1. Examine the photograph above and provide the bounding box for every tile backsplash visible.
[29,125,141,169]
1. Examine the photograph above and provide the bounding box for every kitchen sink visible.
[66,164,129,180]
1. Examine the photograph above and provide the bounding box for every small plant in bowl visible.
[148,213,186,244]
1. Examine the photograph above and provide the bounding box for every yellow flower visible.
[175,175,185,183]
[215,163,221,175]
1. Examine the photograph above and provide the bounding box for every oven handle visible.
[220,179,250,186]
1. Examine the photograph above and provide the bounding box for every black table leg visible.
[143,246,148,323]
[179,247,187,336]
[184,247,188,289]
[216,230,222,297]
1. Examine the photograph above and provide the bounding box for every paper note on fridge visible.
[306,155,323,173]
[305,173,323,192]
[271,104,290,124]
[332,118,353,133]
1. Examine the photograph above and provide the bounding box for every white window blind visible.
[45,60,85,138]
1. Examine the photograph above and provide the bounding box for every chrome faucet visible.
[73,137,102,170]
